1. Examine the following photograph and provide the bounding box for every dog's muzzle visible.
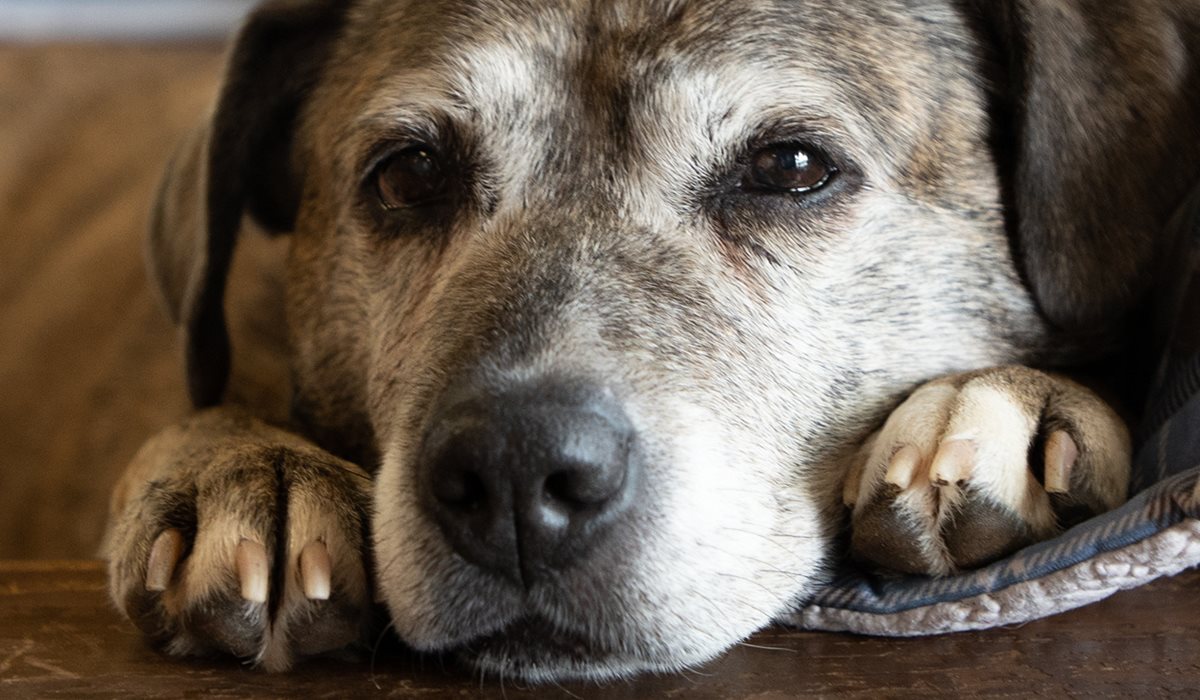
[417,379,642,586]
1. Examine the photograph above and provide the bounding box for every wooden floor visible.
[1,562,1197,698]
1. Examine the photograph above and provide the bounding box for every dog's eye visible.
[374,146,448,210]
[743,144,834,194]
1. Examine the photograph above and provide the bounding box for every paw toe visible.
[943,497,1036,569]
[850,487,947,576]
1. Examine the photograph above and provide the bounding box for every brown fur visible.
[7,0,1197,682]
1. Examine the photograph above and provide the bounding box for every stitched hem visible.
[784,518,1200,636]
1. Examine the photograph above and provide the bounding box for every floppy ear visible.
[148,0,348,408]
[966,0,1200,337]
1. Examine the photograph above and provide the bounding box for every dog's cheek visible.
[614,399,830,645]
[283,220,385,458]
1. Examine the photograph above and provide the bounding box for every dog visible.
[103,0,1200,682]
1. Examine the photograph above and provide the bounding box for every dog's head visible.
[149,0,1196,681]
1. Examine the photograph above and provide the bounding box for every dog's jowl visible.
[105,0,1199,681]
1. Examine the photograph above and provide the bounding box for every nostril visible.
[540,420,632,508]
[434,468,486,510]
[543,464,624,508]
[544,469,588,508]
[427,436,491,511]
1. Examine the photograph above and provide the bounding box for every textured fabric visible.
[792,184,1200,634]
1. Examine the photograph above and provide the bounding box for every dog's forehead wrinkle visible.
[330,0,987,204]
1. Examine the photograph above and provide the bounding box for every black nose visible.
[418,380,639,585]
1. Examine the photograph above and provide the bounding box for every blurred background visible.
[0,2,259,559]
[0,0,254,40]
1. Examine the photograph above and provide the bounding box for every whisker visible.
[696,540,812,588]
[552,679,584,700]
[736,641,797,654]
[369,619,397,690]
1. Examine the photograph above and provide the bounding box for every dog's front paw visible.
[106,413,374,671]
[844,367,1131,576]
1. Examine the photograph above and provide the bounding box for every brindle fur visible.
[106,0,1200,681]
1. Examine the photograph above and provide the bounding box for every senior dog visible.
[105,0,1200,681]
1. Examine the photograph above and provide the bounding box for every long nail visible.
[931,439,975,487]
[1044,430,1079,494]
[145,529,185,592]
[236,539,270,604]
[884,445,922,490]
[300,541,332,601]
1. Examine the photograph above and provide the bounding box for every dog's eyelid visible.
[693,134,861,222]
[744,135,843,168]
[357,134,443,184]
[731,142,839,197]
[361,141,435,182]
[745,111,836,140]
[369,145,458,212]
[738,114,862,167]
[350,111,466,181]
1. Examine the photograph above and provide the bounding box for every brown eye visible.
[744,144,834,193]
[375,146,447,209]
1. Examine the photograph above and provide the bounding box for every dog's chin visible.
[444,615,723,683]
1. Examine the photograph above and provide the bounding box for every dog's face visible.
[150,0,1198,682]
[274,0,1044,679]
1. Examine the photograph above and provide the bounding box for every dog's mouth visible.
[462,616,597,659]
[446,614,639,681]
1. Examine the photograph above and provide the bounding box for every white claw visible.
[300,541,332,601]
[1044,430,1079,494]
[931,439,975,487]
[236,539,270,604]
[884,445,923,490]
[145,529,185,592]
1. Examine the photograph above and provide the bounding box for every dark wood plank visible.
[1,562,1196,698]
